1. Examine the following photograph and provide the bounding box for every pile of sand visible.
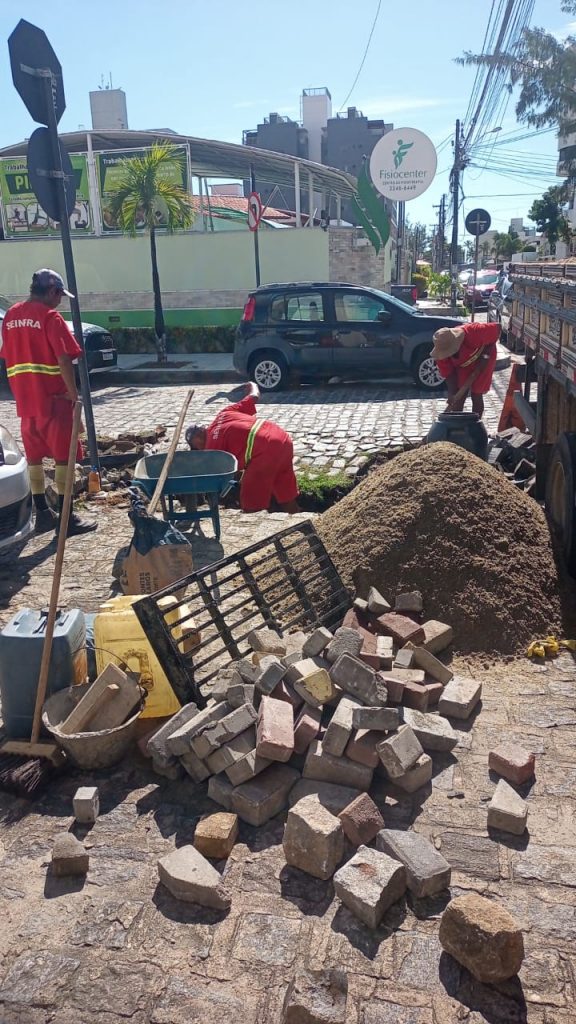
[318,442,563,655]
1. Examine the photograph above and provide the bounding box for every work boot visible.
[34,507,59,534]
[56,512,97,537]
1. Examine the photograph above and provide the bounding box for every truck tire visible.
[546,431,576,575]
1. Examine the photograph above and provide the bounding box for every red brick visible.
[338,792,384,846]
[256,696,294,762]
[293,704,322,754]
[489,744,536,785]
[402,682,429,712]
[345,729,380,768]
[376,613,425,646]
[271,679,304,709]
[424,681,444,706]
[343,607,378,635]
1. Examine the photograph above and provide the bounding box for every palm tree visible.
[107,144,195,363]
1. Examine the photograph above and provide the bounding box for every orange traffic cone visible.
[497,363,526,432]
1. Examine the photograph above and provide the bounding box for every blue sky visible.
[0,0,571,241]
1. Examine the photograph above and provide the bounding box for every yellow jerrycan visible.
[94,594,199,718]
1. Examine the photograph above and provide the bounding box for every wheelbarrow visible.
[133,450,238,540]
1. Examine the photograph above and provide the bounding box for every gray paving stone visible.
[325,627,363,664]
[191,703,258,758]
[376,828,451,896]
[401,708,458,751]
[438,676,482,719]
[377,724,424,779]
[166,702,229,756]
[302,627,333,658]
[323,697,362,756]
[282,969,347,1023]
[231,763,300,826]
[147,700,199,764]
[329,653,382,705]
[283,794,344,879]
[158,845,231,908]
[303,739,373,790]
[488,779,528,834]
[333,845,406,928]
[352,706,401,732]
[288,779,363,814]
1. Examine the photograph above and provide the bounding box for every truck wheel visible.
[248,351,288,392]
[546,432,576,575]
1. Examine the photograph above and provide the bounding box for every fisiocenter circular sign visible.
[369,128,437,201]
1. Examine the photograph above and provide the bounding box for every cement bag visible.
[119,489,194,595]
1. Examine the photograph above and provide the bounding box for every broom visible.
[0,401,83,798]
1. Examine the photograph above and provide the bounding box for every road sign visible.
[27,127,76,222]
[8,19,65,126]
[465,208,491,236]
[248,191,263,232]
[369,128,437,201]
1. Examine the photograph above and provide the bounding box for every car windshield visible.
[475,273,499,285]
[369,288,422,315]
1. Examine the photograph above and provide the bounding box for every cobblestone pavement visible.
[0,370,511,476]
[0,607,575,1022]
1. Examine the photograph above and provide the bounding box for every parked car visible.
[234,282,466,392]
[0,300,117,390]
[0,425,33,555]
[488,279,513,341]
[463,270,500,310]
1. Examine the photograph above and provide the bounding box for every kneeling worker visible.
[186,382,300,513]
[431,320,501,418]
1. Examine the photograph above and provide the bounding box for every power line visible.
[338,0,382,111]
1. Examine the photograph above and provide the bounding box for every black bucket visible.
[426,412,489,461]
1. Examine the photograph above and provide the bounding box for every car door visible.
[330,290,403,376]
[268,291,334,374]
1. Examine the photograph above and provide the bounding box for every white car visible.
[0,425,33,554]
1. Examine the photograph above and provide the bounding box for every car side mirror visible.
[377,309,392,324]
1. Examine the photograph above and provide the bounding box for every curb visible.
[92,368,245,387]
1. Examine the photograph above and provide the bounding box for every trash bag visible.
[119,488,194,595]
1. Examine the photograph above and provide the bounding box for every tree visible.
[528,186,572,252]
[457,4,576,139]
[108,144,194,363]
[492,230,523,261]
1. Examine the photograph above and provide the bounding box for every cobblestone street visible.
[0,369,511,476]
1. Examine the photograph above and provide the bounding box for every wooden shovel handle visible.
[30,402,83,744]
[147,389,194,515]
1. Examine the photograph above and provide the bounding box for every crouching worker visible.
[186,382,300,513]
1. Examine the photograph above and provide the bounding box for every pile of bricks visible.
[140,587,502,927]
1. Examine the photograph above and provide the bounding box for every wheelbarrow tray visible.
[133,450,237,497]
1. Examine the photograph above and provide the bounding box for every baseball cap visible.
[31,268,74,298]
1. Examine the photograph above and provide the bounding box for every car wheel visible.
[546,432,576,575]
[248,351,288,392]
[412,348,444,390]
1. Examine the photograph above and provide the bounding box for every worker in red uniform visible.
[431,321,501,418]
[185,382,300,513]
[0,269,96,536]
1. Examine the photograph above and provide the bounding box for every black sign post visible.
[465,208,492,324]
[8,19,99,472]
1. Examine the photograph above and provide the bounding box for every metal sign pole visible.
[250,166,261,287]
[42,70,99,471]
[471,232,480,323]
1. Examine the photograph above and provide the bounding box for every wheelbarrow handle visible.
[148,389,194,515]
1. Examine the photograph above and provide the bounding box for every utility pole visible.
[450,119,461,310]
[439,193,446,272]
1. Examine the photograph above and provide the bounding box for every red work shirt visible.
[0,300,82,418]
[206,396,288,470]
[436,321,500,380]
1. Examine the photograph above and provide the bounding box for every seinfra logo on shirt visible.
[4,318,42,329]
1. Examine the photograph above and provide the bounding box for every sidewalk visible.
[94,352,242,386]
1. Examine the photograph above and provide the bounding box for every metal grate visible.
[133,521,351,706]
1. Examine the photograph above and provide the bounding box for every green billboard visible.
[98,147,189,232]
[0,154,92,236]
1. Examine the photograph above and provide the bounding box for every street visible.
[0,369,512,478]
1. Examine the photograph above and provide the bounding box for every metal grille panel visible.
[133,521,351,706]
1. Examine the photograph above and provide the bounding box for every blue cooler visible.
[0,608,87,738]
